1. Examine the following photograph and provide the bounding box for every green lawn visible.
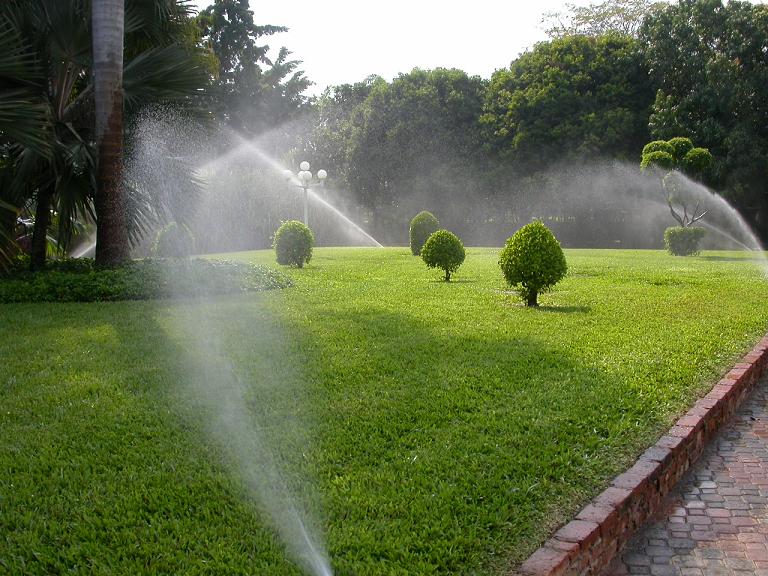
[2,248,767,575]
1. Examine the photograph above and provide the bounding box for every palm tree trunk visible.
[30,184,54,271]
[92,0,129,267]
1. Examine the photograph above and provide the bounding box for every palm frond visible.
[123,44,208,109]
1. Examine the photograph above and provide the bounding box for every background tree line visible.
[3,0,768,265]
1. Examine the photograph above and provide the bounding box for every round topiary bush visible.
[421,229,465,281]
[640,150,675,172]
[273,220,314,268]
[664,226,706,256]
[498,220,567,307]
[151,222,196,258]
[642,140,675,158]
[409,211,440,256]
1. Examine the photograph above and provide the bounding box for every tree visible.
[93,0,129,266]
[498,221,567,308]
[542,0,657,38]
[341,69,487,210]
[420,229,465,282]
[640,0,768,241]
[197,0,310,141]
[640,137,714,227]
[482,34,654,174]
[0,0,209,270]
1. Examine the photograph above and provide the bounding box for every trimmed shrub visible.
[0,258,292,303]
[421,229,465,282]
[667,137,694,161]
[152,222,196,258]
[409,211,440,256]
[274,220,314,268]
[499,220,567,307]
[664,226,706,256]
[640,150,674,172]
[642,140,675,157]
[682,147,714,175]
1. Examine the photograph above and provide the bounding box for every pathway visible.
[605,376,768,576]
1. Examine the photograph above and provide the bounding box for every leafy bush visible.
[152,222,196,258]
[0,258,292,303]
[498,221,567,307]
[664,226,706,256]
[421,229,465,281]
[667,137,694,160]
[409,211,440,256]
[682,148,714,175]
[641,140,675,157]
[640,150,674,171]
[273,220,314,268]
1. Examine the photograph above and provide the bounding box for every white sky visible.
[191,0,599,96]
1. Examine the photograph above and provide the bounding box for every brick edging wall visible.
[519,335,768,576]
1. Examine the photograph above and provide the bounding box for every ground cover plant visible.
[2,248,768,575]
[0,257,291,302]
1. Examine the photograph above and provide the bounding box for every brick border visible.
[519,335,768,576]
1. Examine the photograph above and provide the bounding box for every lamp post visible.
[283,161,327,228]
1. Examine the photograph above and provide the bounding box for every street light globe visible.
[299,161,310,171]
[299,170,312,184]
[317,169,328,180]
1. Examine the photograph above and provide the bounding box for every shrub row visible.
[0,257,292,303]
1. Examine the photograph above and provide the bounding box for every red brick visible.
[677,414,703,429]
[554,519,600,546]
[576,503,617,527]
[595,486,631,510]
[668,425,694,438]
[641,445,672,464]
[520,546,570,576]
[656,435,684,452]
[544,537,580,559]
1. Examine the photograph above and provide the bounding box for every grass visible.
[1,248,767,575]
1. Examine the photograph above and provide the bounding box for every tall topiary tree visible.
[409,211,439,256]
[421,229,465,281]
[499,220,567,307]
[273,220,313,268]
[640,137,714,228]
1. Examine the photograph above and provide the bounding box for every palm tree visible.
[0,0,209,270]
[92,0,129,266]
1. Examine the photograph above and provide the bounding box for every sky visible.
[190,0,599,96]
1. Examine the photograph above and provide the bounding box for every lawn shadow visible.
[699,255,767,263]
[538,304,592,314]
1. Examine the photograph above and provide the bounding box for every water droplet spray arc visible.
[197,134,383,248]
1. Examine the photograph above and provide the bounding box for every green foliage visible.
[664,226,706,256]
[420,229,465,281]
[483,34,653,170]
[0,257,291,303]
[682,147,714,176]
[273,220,314,268]
[0,0,210,270]
[498,221,567,307]
[151,222,196,258]
[196,0,310,136]
[641,0,768,239]
[667,137,693,161]
[409,211,440,256]
[642,140,674,157]
[317,68,487,211]
[640,150,674,171]
[542,0,655,38]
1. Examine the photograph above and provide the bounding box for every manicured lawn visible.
[2,248,767,575]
